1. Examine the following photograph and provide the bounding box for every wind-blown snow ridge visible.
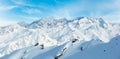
[0,17,120,59]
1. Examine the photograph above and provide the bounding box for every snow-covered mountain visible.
[0,17,120,59]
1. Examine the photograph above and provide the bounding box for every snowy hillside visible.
[0,17,120,59]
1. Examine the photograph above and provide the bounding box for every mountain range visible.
[0,17,120,59]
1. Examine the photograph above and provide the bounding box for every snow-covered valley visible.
[0,17,120,59]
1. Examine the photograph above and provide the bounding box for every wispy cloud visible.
[0,5,17,11]
[61,0,120,21]
[0,20,17,27]
[96,0,120,21]
[11,0,33,6]
[50,0,85,19]
[22,8,42,14]
[0,0,120,27]
[51,8,71,19]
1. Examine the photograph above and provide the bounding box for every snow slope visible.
[0,17,120,59]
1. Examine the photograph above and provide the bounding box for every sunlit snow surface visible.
[0,17,120,59]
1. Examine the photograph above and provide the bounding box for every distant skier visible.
[80,46,83,51]
[104,50,106,52]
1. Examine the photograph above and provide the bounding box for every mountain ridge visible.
[0,17,120,59]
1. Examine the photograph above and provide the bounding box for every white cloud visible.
[51,8,71,19]
[102,11,120,22]
[80,0,120,22]
[22,8,42,14]
[23,16,41,20]
[0,20,17,27]
[50,1,86,19]
[11,0,34,6]
[0,5,17,11]
[100,0,120,22]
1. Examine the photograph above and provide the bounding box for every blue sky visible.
[0,0,120,26]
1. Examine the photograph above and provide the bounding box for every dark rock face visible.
[34,43,39,46]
